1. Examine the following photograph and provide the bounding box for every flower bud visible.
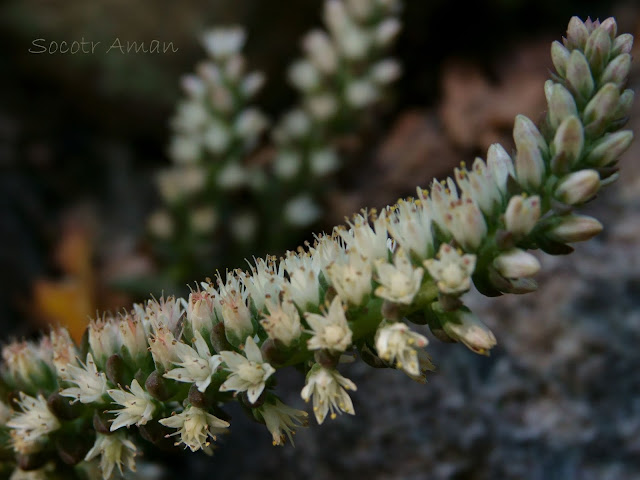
[551,41,570,77]
[548,214,603,243]
[441,310,497,356]
[554,169,600,205]
[585,27,612,74]
[599,17,617,39]
[585,130,633,167]
[583,83,620,127]
[515,141,545,190]
[504,194,541,238]
[514,115,548,154]
[566,50,594,99]
[600,53,631,88]
[487,143,514,194]
[145,370,172,401]
[547,83,578,129]
[553,115,584,169]
[615,89,634,119]
[493,249,541,279]
[612,33,634,56]
[566,17,589,50]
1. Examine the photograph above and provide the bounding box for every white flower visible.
[339,211,390,262]
[159,406,230,452]
[142,296,184,333]
[423,244,476,295]
[239,256,285,312]
[7,393,60,451]
[309,147,339,176]
[184,289,218,334]
[305,296,353,353]
[202,27,246,59]
[288,60,320,91]
[117,312,150,361]
[85,432,137,480]
[148,326,181,371]
[375,249,424,304]
[375,321,429,377]
[163,331,222,393]
[259,399,308,446]
[387,196,434,260]
[217,273,254,343]
[50,328,79,381]
[2,338,54,387]
[303,30,337,74]
[59,353,108,404]
[300,366,357,424]
[370,59,402,85]
[108,379,156,431]
[282,251,322,309]
[87,317,121,367]
[345,79,378,108]
[260,295,303,347]
[454,157,502,215]
[284,195,322,227]
[325,249,373,307]
[219,337,275,404]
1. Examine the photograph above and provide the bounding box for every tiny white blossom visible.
[219,337,275,404]
[59,353,108,404]
[259,399,308,446]
[85,432,137,480]
[300,365,357,424]
[7,393,60,452]
[163,331,222,393]
[305,296,353,353]
[375,321,429,377]
[108,379,156,431]
[325,249,373,307]
[260,295,303,347]
[159,406,230,453]
[202,27,246,60]
[375,249,424,304]
[423,244,476,295]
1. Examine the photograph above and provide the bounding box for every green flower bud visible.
[585,27,612,74]
[600,53,631,88]
[585,130,634,167]
[583,83,620,127]
[441,309,497,356]
[566,17,589,50]
[566,50,594,100]
[548,214,603,243]
[554,169,600,205]
[551,41,570,77]
[615,89,635,119]
[612,33,633,56]
[599,18,617,39]
[547,83,578,129]
[553,115,584,170]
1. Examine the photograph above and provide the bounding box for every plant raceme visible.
[0,16,634,480]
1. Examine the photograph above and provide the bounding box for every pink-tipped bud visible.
[585,130,634,167]
[566,50,595,99]
[548,215,603,243]
[504,195,541,238]
[600,53,631,88]
[493,249,541,279]
[555,169,600,205]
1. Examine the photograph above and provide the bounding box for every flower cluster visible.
[148,0,403,291]
[272,0,402,227]
[0,16,634,480]
[148,26,269,284]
